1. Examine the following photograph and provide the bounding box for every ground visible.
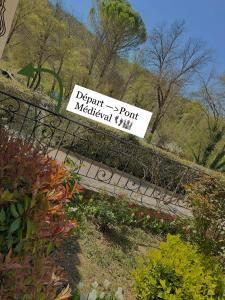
[57,220,161,299]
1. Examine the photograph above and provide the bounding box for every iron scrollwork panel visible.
[0,90,202,215]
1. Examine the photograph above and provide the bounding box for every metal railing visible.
[0,90,200,215]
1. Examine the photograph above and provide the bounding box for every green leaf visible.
[7,234,13,249]
[9,218,21,233]
[26,218,34,238]
[24,196,31,211]
[10,203,19,218]
[0,209,6,224]
[0,190,13,202]
[17,203,24,216]
[65,157,75,169]
[160,279,166,290]
[14,241,23,254]
[47,241,55,255]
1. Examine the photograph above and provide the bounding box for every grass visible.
[57,219,161,299]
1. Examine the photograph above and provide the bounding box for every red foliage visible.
[128,201,135,209]
[31,158,77,243]
[0,250,67,299]
[127,200,176,223]
[0,129,79,299]
[0,128,47,191]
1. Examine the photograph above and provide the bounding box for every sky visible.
[57,0,225,76]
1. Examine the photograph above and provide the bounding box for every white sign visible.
[67,85,152,138]
[0,0,19,59]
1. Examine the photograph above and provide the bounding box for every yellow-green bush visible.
[133,235,224,300]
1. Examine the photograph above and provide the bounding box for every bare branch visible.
[146,20,209,135]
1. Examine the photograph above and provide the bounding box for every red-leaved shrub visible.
[0,128,81,299]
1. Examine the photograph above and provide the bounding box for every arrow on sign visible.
[18,64,64,113]
[106,105,119,112]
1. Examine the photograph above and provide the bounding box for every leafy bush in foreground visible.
[185,174,225,265]
[0,250,71,300]
[133,235,224,300]
[0,151,77,254]
[0,128,82,299]
[0,128,46,191]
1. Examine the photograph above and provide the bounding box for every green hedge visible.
[65,123,215,193]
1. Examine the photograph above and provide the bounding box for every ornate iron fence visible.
[0,89,201,216]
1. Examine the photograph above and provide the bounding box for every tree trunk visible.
[96,63,109,89]
[33,72,42,91]
[120,73,133,100]
[82,39,104,87]
[65,74,74,99]
[96,48,115,89]
[83,55,98,87]
[51,59,64,93]
[29,71,39,89]
[150,112,162,135]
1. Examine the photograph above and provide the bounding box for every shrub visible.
[65,125,204,194]
[0,128,46,191]
[133,235,224,300]
[185,174,225,264]
[81,193,135,232]
[71,192,190,238]
[0,129,81,299]
[0,154,77,254]
[0,250,71,300]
